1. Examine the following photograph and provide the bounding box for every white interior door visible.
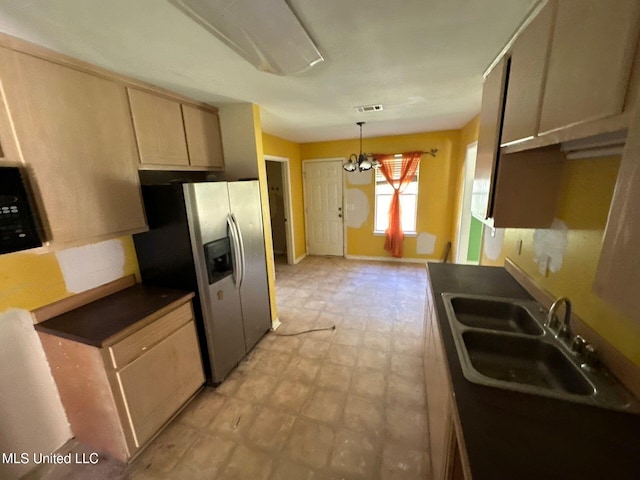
[303,159,344,256]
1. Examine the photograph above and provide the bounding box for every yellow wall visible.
[480,156,640,367]
[301,130,461,260]
[261,133,306,260]
[0,236,139,312]
[450,116,480,262]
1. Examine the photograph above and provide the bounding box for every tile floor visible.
[126,255,430,479]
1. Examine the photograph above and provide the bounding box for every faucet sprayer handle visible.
[582,344,600,370]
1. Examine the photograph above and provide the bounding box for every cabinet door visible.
[0,48,146,245]
[594,81,640,322]
[472,57,509,221]
[539,0,640,134]
[491,146,564,228]
[116,321,204,447]
[501,1,555,145]
[425,287,455,480]
[182,105,224,169]
[128,88,189,166]
[0,55,21,165]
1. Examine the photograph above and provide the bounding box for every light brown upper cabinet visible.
[539,0,640,135]
[0,83,21,164]
[0,47,146,246]
[594,78,640,324]
[182,105,225,169]
[501,0,555,145]
[127,88,190,167]
[472,57,509,223]
[474,54,566,228]
[128,88,224,170]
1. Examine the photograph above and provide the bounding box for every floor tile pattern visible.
[124,255,430,479]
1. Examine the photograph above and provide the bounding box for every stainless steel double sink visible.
[442,293,639,413]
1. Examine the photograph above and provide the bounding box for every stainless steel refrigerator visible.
[133,180,271,384]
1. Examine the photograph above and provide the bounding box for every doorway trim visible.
[456,141,481,264]
[265,155,296,265]
[302,157,347,257]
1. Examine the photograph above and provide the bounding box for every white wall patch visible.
[345,188,370,228]
[55,239,126,293]
[346,168,373,185]
[533,218,568,274]
[483,227,505,261]
[416,232,437,255]
[0,309,71,478]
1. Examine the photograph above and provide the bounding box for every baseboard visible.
[504,257,640,399]
[294,253,307,264]
[345,254,431,264]
[270,318,282,331]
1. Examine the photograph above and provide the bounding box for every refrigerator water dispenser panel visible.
[204,237,233,284]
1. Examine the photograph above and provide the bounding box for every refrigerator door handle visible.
[227,214,242,288]
[230,213,246,289]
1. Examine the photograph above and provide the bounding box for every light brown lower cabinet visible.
[38,301,204,461]
[424,278,467,480]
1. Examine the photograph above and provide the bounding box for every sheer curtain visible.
[375,151,422,258]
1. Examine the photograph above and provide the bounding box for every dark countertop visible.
[35,285,193,347]
[427,262,640,480]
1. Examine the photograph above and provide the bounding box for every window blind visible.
[375,158,419,184]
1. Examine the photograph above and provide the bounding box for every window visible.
[374,157,419,233]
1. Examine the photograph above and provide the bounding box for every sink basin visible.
[441,293,639,413]
[462,331,593,395]
[448,296,543,335]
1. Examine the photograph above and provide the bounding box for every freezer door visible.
[184,182,246,383]
[185,182,230,243]
[228,181,272,350]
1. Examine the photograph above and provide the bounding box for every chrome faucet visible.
[547,296,572,340]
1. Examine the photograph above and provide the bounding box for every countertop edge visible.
[34,287,195,348]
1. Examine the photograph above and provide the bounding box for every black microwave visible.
[0,166,43,254]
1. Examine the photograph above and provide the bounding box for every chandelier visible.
[343,122,380,172]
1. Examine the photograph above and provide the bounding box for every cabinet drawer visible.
[109,302,193,369]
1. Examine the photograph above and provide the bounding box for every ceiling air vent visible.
[354,104,383,113]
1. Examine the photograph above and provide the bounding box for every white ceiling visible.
[0,0,538,143]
